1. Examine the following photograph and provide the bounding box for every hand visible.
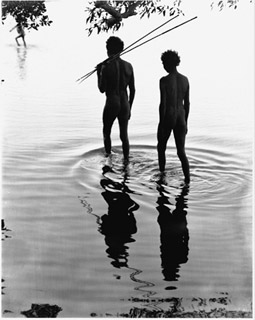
[185,120,188,134]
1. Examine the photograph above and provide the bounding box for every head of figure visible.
[106,37,124,57]
[161,50,180,73]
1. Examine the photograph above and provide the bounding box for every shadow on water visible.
[156,176,189,288]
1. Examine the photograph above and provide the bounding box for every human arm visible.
[96,63,106,93]
[159,78,166,122]
[128,68,135,109]
[184,82,190,125]
[9,24,17,32]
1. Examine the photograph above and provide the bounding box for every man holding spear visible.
[96,36,135,160]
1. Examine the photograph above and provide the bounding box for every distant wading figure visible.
[97,37,135,160]
[10,22,26,47]
[157,50,190,183]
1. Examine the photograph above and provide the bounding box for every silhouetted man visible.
[10,22,26,47]
[97,37,135,160]
[157,50,190,183]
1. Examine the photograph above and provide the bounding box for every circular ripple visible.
[74,145,252,204]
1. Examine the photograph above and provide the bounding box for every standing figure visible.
[97,37,135,160]
[157,50,190,183]
[10,22,26,47]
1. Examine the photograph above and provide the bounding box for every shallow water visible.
[1,0,253,318]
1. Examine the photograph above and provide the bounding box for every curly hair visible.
[161,50,181,68]
[106,36,124,55]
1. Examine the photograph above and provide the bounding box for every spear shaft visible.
[76,14,179,83]
[121,16,197,57]
[77,15,197,83]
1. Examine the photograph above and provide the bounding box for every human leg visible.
[173,125,190,183]
[118,117,129,160]
[103,107,116,156]
[157,124,171,172]
[15,35,20,46]
[21,35,26,47]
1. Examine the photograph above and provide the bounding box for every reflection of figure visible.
[99,177,139,268]
[16,46,27,79]
[96,37,136,160]
[156,181,189,283]
[157,50,190,183]
[10,22,26,47]
[98,167,158,301]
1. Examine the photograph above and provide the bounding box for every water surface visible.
[1,0,253,317]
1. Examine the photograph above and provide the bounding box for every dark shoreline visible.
[92,308,252,318]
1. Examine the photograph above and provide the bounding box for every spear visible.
[77,15,197,83]
[76,14,179,83]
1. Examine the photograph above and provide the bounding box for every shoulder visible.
[120,59,133,71]
[160,75,170,85]
[177,72,189,84]
[160,75,168,82]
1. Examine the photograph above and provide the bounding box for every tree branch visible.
[121,2,141,18]
[94,1,141,28]
[95,1,122,19]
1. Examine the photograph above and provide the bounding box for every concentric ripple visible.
[75,144,252,205]
[74,144,252,314]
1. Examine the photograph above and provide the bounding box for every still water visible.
[1,0,253,317]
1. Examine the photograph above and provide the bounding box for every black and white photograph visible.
[1,0,253,318]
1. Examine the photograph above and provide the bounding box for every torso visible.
[160,71,189,127]
[161,72,188,108]
[17,24,25,36]
[103,58,133,119]
[104,58,133,97]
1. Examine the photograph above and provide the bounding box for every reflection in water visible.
[99,167,139,268]
[16,46,27,79]
[99,163,159,309]
[156,178,189,286]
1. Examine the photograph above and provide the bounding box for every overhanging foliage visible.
[2,1,52,30]
[85,0,253,35]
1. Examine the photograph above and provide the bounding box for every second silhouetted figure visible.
[157,50,190,183]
